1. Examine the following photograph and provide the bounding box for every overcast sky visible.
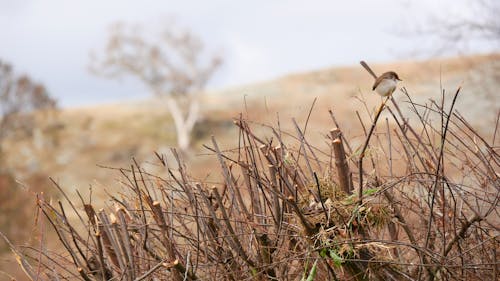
[0,0,491,107]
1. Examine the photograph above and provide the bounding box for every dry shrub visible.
[2,87,498,281]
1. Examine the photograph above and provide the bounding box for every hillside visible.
[3,53,499,201]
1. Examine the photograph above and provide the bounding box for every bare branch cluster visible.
[4,87,498,280]
[403,0,500,56]
[90,22,222,97]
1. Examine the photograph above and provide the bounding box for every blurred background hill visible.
[3,53,498,199]
[0,0,499,279]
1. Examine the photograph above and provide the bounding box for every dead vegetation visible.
[2,85,499,280]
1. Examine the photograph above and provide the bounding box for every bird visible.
[360,61,401,97]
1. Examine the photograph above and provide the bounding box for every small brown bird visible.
[360,61,401,97]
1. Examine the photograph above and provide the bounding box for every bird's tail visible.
[360,61,377,79]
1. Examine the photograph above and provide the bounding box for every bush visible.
[3,87,498,280]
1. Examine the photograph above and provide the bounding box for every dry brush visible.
[2,87,499,280]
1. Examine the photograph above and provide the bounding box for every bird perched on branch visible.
[360,61,401,97]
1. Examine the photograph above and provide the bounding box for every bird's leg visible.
[375,96,390,117]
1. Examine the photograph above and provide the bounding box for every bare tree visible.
[0,60,57,163]
[400,0,500,111]
[404,0,500,56]
[0,60,56,260]
[438,0,500,49]
[90,22,222,152]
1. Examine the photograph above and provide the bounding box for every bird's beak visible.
[397,78,402,81]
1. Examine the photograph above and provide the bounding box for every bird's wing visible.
[372,76,383,90]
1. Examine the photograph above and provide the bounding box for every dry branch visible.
[6,86,499,281]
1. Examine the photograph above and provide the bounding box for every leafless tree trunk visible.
[163,94,199,151]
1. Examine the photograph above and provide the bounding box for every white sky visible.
[0,0,491,107]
